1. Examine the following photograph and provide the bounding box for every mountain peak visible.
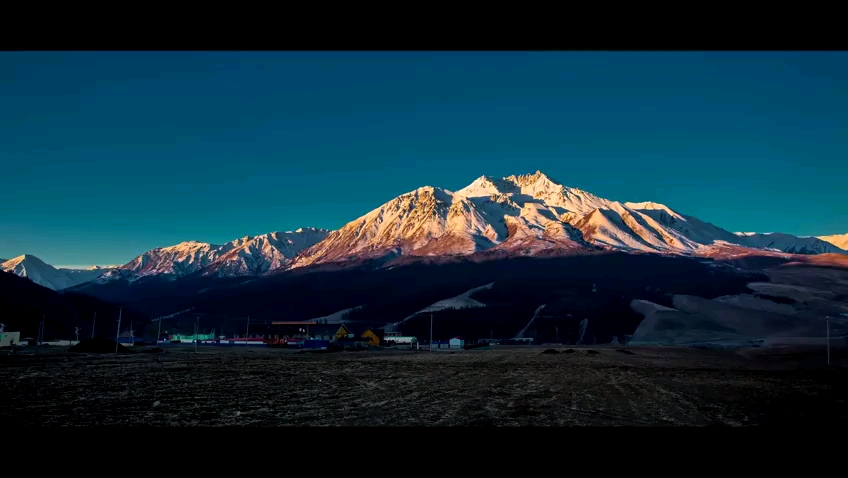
[506,170,559,187]
[0,253,111,290]
[4,254,47,266]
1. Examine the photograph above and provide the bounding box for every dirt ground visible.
[1,344,847,426]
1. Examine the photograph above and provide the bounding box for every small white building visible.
[449,336,465,348]
[0,331,21,347]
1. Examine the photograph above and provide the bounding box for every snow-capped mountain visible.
[289,171,773,269]
[733,232,847,255]
[102,227,330,280]
[199,228,331,276]
[818,233,848,251]
[1,255,115,290]
[21,171,847,285]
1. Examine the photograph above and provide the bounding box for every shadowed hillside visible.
[74,253,770,342]
[0,271,149,341]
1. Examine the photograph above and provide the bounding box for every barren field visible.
[2,345,847,426]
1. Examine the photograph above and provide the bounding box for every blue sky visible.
[1,51,846,267]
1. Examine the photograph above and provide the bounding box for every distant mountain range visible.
[4,171,847,290]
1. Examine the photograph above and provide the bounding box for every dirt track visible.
[1,345,846,426]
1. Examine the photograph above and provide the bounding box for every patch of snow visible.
[399,282,495,323]
[514,304,546,339]
[310,305,365,324]
[735,232,847,255]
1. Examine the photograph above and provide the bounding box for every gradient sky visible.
[2,51,847,268]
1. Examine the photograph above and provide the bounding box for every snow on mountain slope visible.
[0,255,108,290]
[110,240,234,278]
[572,202,707,253]
[310,305,365,324]
[455,172,614,216]
[818,233,848,251]
[50,171,846,282]
[733,232,847,255]
[200,228,330,276]
[399,282,495,323]
[290,171,756,268]
[104,228,331,280]
[290,186,458,267]
[623,202,744,246]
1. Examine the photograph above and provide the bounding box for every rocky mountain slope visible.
[7,171,846,286]
[734,232,846,255]
[819,233,848,251]
[98,228,329,281]
[0,255,114,290]
[291,171,845,269]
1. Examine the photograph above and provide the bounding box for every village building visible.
[160,332,216,343]
[0,331,21,348]
[382,330,418,346]
[428,336,465,349]
[330,324,385,346]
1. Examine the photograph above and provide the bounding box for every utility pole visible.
[115,307,122,354]
[556,327,559,344]
[246,316,250,346]
[157,316,162,345]
[39,314,45,345]
[827,316,831,366]
[91,312,96,339]
[429,313,433,352]
[195,315,199,353]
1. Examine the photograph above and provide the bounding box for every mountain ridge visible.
[288,171,848,269]
[818,233,848,251]
[5,171,847,287]
[98,227,330,281]
[1,255,112,291]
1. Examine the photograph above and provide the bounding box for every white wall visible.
[0,332,21,347]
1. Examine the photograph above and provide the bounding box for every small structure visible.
[424,337,465,349]
[166,332,215,343]
[383,335,418,346]
[334,324,354,340]
[361,328,384,346]
[0,331,21,348]
[335,324,372,348]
